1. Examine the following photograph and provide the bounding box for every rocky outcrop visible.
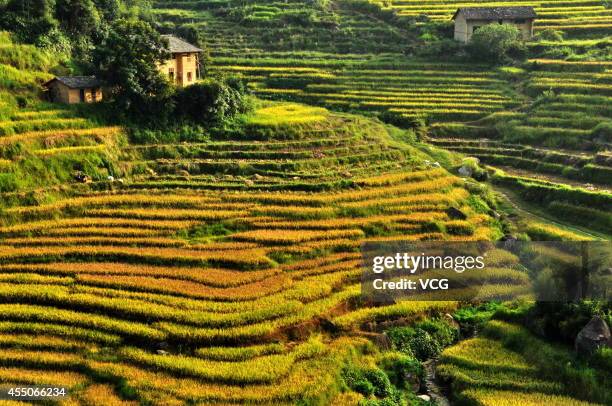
[575,316,611,356]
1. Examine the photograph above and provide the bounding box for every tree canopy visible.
[91,19,174,123]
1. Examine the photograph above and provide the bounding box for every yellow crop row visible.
[76,273,290,301]
[0,262,277,287]
[232,229,364,244]
[0,218,198,234]
[0,245,273,269]
[0,126,121,146]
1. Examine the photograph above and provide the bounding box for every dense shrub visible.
[174,77,251,126]
[468,24,526,63]
[534,28,564,42]
[379,352,423,389]
[591,121,612,143]
[0,173,19,193]
[387,319,458,361]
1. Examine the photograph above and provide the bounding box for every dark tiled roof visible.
[161,35,202,53]
[453,6,537,20]
[45,76,101,89]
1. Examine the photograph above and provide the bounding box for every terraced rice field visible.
[0,100,506,403]
[427,58,611,234]
[217,58,518,123]
[437,320,606,405]
[152,0,519,123]
[371,0,612,35]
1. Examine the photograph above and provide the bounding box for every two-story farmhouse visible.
[452,6,537,43]
[159,34,203,87]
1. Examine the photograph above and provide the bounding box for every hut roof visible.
[44,76,102,89]
[452,6,537,20]
[161,35,202,53]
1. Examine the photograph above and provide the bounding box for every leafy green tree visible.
[469,23,526,63]
[0,0,58,42]
[92,19,174,123]
[55,0,101,37]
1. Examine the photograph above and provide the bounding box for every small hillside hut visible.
[44,76,103,104]
[159,35,202,87]
[452,7,537,43]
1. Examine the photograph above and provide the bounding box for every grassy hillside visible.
[0,32,126,207]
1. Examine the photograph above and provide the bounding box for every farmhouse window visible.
[169,68,175,81]
[187,72,193,82]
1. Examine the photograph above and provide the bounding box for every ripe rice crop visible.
[0,218,198,235]
[0,322,121,345]
[0,246,273,269]
[84,208,246,220]
[460,389,597,406]
[0,126,121,146]
[120,337,325,384]
[334,301,457,329]
[0,367,88,387]
[0,262,276,287]
[195,343,285,361]
[76,273,290,301]
[231,229,364,244]
[0,304,166,340]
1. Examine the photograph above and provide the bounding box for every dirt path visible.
[492,184,607,240]
[422,358,451,406]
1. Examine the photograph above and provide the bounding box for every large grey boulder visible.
[575,316,611,356]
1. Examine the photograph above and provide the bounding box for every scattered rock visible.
[292,176,300,180]
[458,165,472,177]
[575,316,611,356]
[342,171,352,178]
[244,179,254,186]
[253,173,264,180]
[431,162,441,168]
[491,210,501,220]
[417,394,431,402]
[107,175,114,182]
[499,234,518,250]
[156,350,169,355]
[178,170,190,177]
[446,207,467,220]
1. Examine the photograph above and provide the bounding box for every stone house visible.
[452,7,537,43]
[159,35,202,87]
[43,76,103,104]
